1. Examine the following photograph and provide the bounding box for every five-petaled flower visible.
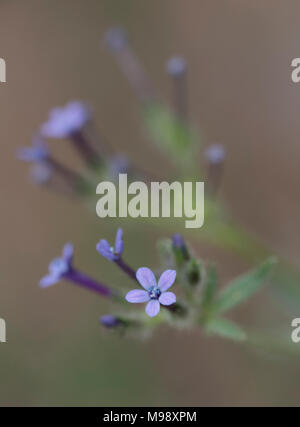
[40,101,91,138]
[126,267,177,317]
[39,243,73,287]
[96,228,124,262]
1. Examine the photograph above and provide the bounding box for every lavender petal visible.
[158,270,176,292]
[125,289,150,303]
[39,274,58,288]
[159,291,176,306]
[96,239,115,261]
[145,300,160,317]
[115,228,124,255]
[136,267,157,290]
[62,243,74,263]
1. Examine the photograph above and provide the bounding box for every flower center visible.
[148,287,161,300]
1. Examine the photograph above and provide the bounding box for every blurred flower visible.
[104,27,128,52]
[39,243,73,287]
[40,243,114,297]
[166,56,187,76]
[40,101,91,138]
[205,144,225,165]
[17,137,49,163]
[97,228,124,262]
[126,268,177,317]
[108,155,130,181]
[30,162,53,185]
[205,144,226,196]
[100,314,122,328]
[104,27,155,104]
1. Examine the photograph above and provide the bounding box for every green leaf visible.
[143,104,194,162]
[205,317,247,341]
[214,257,277,314]
[201,264,218,311]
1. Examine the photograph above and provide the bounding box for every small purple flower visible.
[40,101,91,138]
[126,268,177,317]
[39,243,74,287]
[205,144,225,165]
[97,228,124,262]
[18,137,49,163]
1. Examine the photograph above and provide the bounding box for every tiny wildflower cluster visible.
[17,27,278,341]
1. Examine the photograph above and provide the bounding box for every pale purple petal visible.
[145,300,160,317]
[115,228,123,255]
[62,243,74,263]
[39,274,58,288]
[136,267,157,290]
[159,291,176,306]
[30,163,53,185]
[17,143,48,162]
[125,289,150,303]
[96,239,115,261]
[40,101,90,138]
[158,270,176,291]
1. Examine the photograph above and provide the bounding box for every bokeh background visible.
[1,0,300,406]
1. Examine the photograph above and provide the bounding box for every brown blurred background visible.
[1,0,300,406]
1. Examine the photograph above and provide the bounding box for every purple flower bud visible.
[104,27,128,52]
[166,56,187,76]
[97,228,124,262]
[205,144,226,165]
[100,315,122,328]
[172,233,185,250]
[40,101,91,139]
[172,233,190,261]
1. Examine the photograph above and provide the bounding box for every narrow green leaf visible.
[201,264,218,311]
[205,317,247,341]
[214,257,277,314]
[143,104,193,161]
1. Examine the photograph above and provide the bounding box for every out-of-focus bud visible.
[100,315,123,328]
[103,27,156,104]
[166,56,187,77]
[172,233,190,265]
[166,56,188,123]
[205,144,226,196]
[104,28,128,52]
